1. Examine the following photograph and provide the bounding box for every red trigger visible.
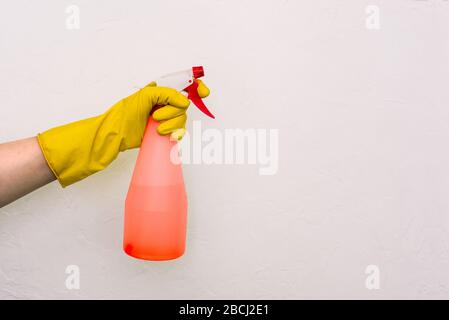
[184,81,215,119]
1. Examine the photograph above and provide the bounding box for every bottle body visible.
[124,116,187,261]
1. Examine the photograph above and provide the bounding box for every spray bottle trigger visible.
[184,81,215,119]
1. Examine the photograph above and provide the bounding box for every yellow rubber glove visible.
[152,80,210,139]
[37,80,210,187]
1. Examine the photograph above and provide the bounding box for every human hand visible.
[37,80,210,187]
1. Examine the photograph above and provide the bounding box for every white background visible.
[1,0,449,299]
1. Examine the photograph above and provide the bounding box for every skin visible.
[0,137,56,208]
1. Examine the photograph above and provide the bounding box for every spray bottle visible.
[123,66,214,261]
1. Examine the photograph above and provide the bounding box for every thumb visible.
[143,86,190,109]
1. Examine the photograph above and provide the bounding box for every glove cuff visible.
[37,114,123,187]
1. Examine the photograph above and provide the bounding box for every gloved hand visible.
[37,80,210,187]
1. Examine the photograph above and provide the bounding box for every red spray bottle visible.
[123,66,214,261]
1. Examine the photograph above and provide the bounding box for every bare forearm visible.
[0,137,56,208]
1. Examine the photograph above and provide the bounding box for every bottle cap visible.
[192,66,204,79]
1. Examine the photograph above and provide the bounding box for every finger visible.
[153,105,186,121]
[157,114,187,135]
[171,128,186,141]
[145,87,190,109]
[196,79,210,98]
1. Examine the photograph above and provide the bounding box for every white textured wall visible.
[1,0,449,299]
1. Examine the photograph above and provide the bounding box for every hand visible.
[150,79,210,140]
[37,80,210,187]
